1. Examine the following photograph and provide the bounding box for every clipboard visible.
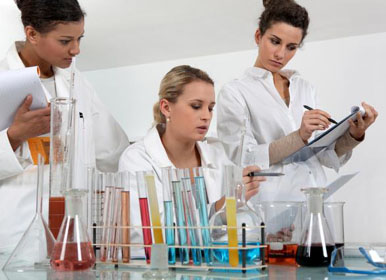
[283,106,365,163]
[0,66,48,131]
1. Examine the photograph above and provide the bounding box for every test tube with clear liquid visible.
[162,167,176,265]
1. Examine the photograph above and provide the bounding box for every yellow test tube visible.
[226,197,239,267]
[145,174,164,244]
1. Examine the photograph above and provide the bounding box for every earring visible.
[166,117,170,122]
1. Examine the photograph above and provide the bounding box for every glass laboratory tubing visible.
[181,168,202,265]
[193,167,213,265]
[50,189,95,271]
[3,154,55,272]
[136,171,153,263]
[324,202,345,248]
[209,165,262,267]
[256,201,303,265]
[49,97,76,238]
[162,167,176,265]
[171,169,190,265]
[118,171,131,263]
[295,188,335,267]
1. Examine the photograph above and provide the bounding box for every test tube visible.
[181,169,202,265]
[100,185,114,262]
[193,167,213,265]
[136,171,153,263]
[171,169,190,265]
[162,167,176,265]
[144,172,164,244]
[119,171,131,263]
[110,186,122,262]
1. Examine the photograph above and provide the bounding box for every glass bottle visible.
[295,188,335,267]
[209,165,262,266]
[50,189,96,271]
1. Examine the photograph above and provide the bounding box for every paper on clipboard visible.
[283,106,365,163]
[0,66,48,131]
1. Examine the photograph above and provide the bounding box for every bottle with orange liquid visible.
[50,189,95,271]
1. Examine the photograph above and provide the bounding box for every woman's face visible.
[32,20,84,69]
[255,22,303,72]
[165,80,215,143]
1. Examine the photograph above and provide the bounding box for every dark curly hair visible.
[15,0,85,33]
[259,0,309,42]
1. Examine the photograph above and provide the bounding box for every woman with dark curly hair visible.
[217,0,377,203]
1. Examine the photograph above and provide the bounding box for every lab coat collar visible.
[143,124,216,169]
[245,66,299,81]
[5,42,27,70]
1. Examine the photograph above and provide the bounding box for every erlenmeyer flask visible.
[209,165,262,266]
[50,189,95,271]
[3,154,55,272]
[295,188,335,267]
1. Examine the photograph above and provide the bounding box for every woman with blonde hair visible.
[119,65,265,256]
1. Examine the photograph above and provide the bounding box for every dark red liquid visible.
[295,244,335,267]
[139,197,152,263]
[49,197,65,238]
[335,243,344,248]
[50,242,95,271]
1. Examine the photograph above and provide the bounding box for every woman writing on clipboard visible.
[217,0,378,202]
[0,0,128,252]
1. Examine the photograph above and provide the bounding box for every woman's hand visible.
[299,109,331,142]
[348,102,378,141]
[242,165,266,201]
[7,95,51,151]
[266,224,295,242]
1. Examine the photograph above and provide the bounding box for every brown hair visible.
[153,65,214,125]
[259,0,309,42]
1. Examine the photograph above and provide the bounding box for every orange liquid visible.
[49,197,65,238]
[267,244,298,265]
[51,242,96,271]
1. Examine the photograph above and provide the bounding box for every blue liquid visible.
[172,181,190,264]
[195,176,213,265]
[163,201,176,265]
[213,242,261,264]
[182,178,202,266]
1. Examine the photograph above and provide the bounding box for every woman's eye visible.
[59,40,71,45]
[287,45,297,51]
[191,104,201,110]
[208,107,214,112]
[270,38,280,45]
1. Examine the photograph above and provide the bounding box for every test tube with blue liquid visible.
[161,167,176,265]
[193,167,213,265]
[171,169,190,264]
[181,168,202,265]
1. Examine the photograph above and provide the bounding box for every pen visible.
[247,172,285,177]
[303,105,338,124]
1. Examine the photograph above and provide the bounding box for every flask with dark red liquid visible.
[295,188,335,267]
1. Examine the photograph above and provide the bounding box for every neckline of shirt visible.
[245,66,299,81]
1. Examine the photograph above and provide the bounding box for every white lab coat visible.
[118,124,233,257]
[217,67,351,203]
[0,42,129,252]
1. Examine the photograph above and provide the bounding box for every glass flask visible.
[324,202,345,248]
[295,188,335,267]
[3,154,55,272]
[209,165,262,267]
[50,189,95,271]
[49,97,76,238]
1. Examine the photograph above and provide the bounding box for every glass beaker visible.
[49,97,76,238]
[256,201,303,265]
[324,202,345,248]
[209,165,262,267]
[295,188,335,267]
[50,189,95,271]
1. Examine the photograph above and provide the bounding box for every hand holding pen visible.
[299,105,335,142]
[242,166,267,202]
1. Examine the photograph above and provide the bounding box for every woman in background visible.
[119,65,265,256]
[0,0,129,251]
[217,0,377,203]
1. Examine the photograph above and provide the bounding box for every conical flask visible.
[209,165,262,267]
[295,187,335,267]
[50,189,95,271]
[2,154,55,272]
